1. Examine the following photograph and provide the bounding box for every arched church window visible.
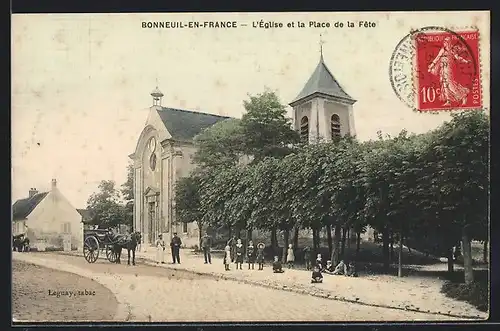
[150,153,157,171]
[331,114,341,139]
[300,116,309,142]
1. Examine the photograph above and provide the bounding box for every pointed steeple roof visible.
[290,56,355,106]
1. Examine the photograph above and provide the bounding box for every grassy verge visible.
[440,269,489,312]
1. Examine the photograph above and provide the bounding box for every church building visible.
[130,49,358,248]
[129,89,230,248]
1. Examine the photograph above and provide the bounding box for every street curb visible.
[52,251,487,320]
[12,253,131,322]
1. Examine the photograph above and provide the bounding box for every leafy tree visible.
[425,110,489,283]
[120,162,134,229]
[86,180,125,228]
[193,119,245,169]
[175,175,204,249]
[240,88,300,162]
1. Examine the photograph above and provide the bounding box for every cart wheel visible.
[84,236,99,263]
[106,245,119,263]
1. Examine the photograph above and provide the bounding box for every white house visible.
[12,179,83,251]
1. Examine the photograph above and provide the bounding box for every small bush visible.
[45,246,64,252]
[441,281,488,312]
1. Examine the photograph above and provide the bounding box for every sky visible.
[11,11,490,208]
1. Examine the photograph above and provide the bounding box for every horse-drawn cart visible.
[83,229,120,263]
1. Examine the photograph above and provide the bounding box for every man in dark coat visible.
[201,232,212,264]
[170,232,182,264]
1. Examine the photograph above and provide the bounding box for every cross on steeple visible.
[319,34,325,60]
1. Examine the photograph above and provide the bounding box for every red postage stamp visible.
[414,30,481,112]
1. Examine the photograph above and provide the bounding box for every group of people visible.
[154,232,182,264]
[224,238,266,271]
[309,254,358,283]
[155,232,359,284]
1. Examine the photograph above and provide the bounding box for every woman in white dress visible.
[428,37,470,106]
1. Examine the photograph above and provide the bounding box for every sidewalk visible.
[60,249,487,320]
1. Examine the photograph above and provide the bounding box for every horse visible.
[13,234,30,252]
[111,232,142,265]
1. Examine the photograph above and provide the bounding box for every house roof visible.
[12,192,49,221]
[290,55,355,106]
[77,208,93,223]
[156,107,231,142]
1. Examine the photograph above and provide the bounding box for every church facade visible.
[130,52,358,248]
[129,89,230,248]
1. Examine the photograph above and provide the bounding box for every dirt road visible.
[12,260,119,322]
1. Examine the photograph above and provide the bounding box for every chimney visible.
[29,188,38,198]
[51,179,57,189]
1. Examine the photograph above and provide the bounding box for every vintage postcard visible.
[11,11,490,323]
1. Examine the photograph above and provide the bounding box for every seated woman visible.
[323,260,335,274]
[311,266,323,283]
[332,260,347,275]
[345,261,358,277]
[272,256,284,273]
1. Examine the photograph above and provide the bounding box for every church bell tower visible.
[289,37,356,143]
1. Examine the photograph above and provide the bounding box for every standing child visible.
[256,242,265,270]
[235,239,244,270]
[247,240,256,270]
[155,234,165,264]
[286,244,295,269]
[272,256,284,273]
[223,245,231,271]
[311,266,323,283]
[303,246,311,270]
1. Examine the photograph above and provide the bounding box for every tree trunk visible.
[316,228,321,252]
[382,226,390,271]
[198,221,203,251]
[462,228,474,284]
[406,238,412,255]
[312,228,319,253]
[228,226,232,242]
[389,230,394,262]
[331,225,342,266]
[271,227,278,256]
[398,232,403,277]
[356,231,361,259]
[340,228,347,259]
[293,226,299,249]
[247,226,253,242]
[447,246,454,273]
[347,228,351,250]
[326,224,333,258]
[483,239,488,263]
[282,229,289,262]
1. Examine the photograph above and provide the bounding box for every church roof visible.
[157,107,231,142]
[12,192,49,221]
[290,55,355,106]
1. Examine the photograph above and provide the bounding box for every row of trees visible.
[176,89,489,283]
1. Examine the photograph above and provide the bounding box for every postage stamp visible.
[389,26,482,112]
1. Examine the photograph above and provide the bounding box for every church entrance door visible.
[148,202,156,244]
